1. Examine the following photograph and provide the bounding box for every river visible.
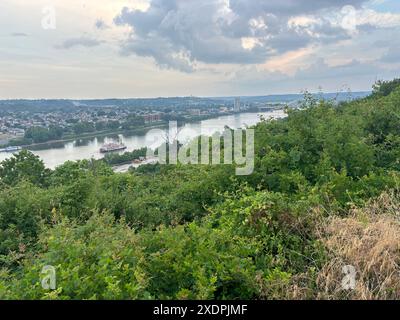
[0,110,286,169]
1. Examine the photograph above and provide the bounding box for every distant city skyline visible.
[1,0,400,99]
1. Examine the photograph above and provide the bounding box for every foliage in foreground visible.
[0,79,399,299]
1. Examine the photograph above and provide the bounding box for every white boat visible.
[100,143,127,153]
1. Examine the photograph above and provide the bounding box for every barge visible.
[100,143,127,153]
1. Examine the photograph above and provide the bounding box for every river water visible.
[0,110,286,169]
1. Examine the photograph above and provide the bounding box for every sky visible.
[0,0,400,99]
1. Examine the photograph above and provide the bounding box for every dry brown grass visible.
[315,191,400,300]
[255,191,400,300]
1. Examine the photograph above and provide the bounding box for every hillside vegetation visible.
[0,79,399,300]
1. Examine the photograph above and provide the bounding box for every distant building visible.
[9,128,25,136]
[143,114,162,124]
[0,134,10,146]
[188,109,201,116]
[234,97,241,112]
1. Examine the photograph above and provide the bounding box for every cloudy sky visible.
[1,0,400,99]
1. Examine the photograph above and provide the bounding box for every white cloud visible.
[114,0,370,71]
[0,0,399,98]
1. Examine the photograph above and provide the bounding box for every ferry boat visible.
[100,143,127,153]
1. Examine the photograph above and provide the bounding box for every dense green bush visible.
[0,212,149,299]
[0,79,399,299]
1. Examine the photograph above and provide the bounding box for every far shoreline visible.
[4,110,273,150]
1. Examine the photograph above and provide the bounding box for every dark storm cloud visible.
[228,0,365,17]
[55,37,102,49]
[114,0,368,71]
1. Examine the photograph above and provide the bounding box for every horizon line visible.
[0,90,372,102]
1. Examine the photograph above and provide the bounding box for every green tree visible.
[0,150,49,187]
[372,78,400,97]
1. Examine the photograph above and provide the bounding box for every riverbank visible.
[112,156,159,173]
[6,122,169,150]
[0,110,287,169]
[3,112,244,149]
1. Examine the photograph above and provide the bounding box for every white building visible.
[234,97,241,112]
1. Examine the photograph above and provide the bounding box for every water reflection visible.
[0,110,285,169]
